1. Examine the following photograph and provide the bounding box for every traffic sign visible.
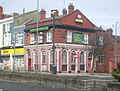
[73,53,78,59]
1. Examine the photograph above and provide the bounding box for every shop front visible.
[1,47,24,71]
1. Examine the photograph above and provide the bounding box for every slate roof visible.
[14,10,39,27]
[113,35,120,42]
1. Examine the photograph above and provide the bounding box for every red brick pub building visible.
[24,4,119,73]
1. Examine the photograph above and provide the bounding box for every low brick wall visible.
[0,72,118,90]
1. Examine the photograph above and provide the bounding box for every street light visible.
[51,10,56,74]
[35,0,39,73]
[115,21,120,69]
[51,10,55,65]
[12,32,17,72]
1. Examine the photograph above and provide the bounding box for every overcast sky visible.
[0,0,120,35]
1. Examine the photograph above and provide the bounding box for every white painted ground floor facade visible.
[24,43,93,73]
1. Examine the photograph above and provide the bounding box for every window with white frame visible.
[80,52,84,64]
[62,50,67,64]
[99,36,103,45]
[71,51,75,63]
[4,33,11,46]
[38,32,43,43]
[30,33,35,44]
[8,33,11,46]
[50,50,53,64]
[67,31,72,42]
[84,34,88,44]
[16,34,24,45]
[35,51,38,63]
[5,23,10,32]
[47,32,52,42]
[4,34,7,46]
[42,51,46,64]
[98,55,104,63]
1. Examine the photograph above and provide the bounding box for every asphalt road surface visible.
[0,80,77,91]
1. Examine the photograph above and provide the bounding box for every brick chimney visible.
[0,6,3,19]
[40,9,46,20]
[106,28,113,35]
[62,8,67,15]
[68,3,74,13]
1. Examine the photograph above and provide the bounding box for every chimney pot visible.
[68,3,74,13]
[62,8,67,15]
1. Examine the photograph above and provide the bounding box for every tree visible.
[88,30,108,74]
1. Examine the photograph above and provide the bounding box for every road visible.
[0,80,77,91]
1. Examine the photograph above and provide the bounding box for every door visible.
[28,58,31,71]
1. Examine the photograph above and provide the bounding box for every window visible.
[71,51,75,63]
[3,34,7,46]
[35,51,38,63]
[38,32,43,43]
[42,51,46,64]
[80,52,84,64]
[62,50,67,64]
[16,34,24,45]
[5,23,10,32]
[67,31,72,42]
[3,33,11,46]
[28,50,31,58]
[84,34,88,44]
[98,55,104,63]
[47,32,52,42]
[30,33,35,44]
[88,52,92,58]
[99,36,103,45]
[50,50,53,64]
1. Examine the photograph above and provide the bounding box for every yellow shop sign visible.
[1,48,24,55]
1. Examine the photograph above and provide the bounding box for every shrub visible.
[112,69,120,80]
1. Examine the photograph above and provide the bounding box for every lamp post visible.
[115,21,120,69]
[35,0,39,73]
[51,10,55,65]
[13,32,16,72]
[51,10,56,74]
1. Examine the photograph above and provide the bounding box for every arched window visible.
[80,52,84,64]
[35,51,38,62]
[71,51,75,63]
[28,50,31,58]
[88,52,92,59]
[50,50,53,64]
[62,50,67,64]
[42,51,46,63]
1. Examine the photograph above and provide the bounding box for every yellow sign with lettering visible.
[1,48,24,55]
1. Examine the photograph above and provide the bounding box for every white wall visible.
[0,17,13,48]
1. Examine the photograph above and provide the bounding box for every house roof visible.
[113,35,120,42]
[26,9,95,27]
[14,10,39,27]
